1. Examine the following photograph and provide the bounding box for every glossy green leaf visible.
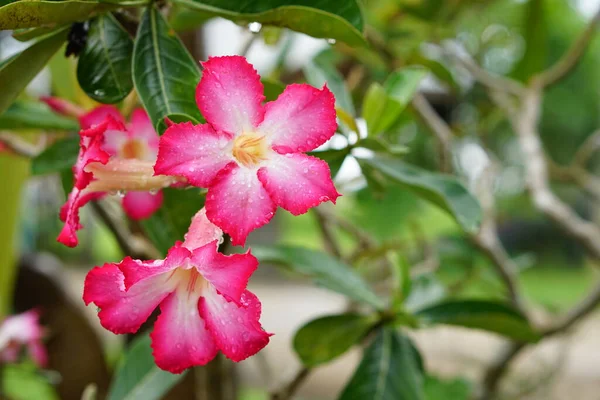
[77,14,134,104]
[262,78,285,101]
[357,154,482,233]
[31,136,79,176]
[0,28,67,115]
[140,187,205,255]
[0,0,142,30]
[362,67,427,135]
[171,0,366,47]
[294,313,377,367]
[133,6,203,132]
[253,245,384,310]
[107,335,186,400]
[3,362,59,400]
[339,328,424,400]
[416,300,540,342]
[0,100,79,131]
[13,25,68,42]
[304,50,355,115]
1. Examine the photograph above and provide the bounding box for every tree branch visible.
[536,8,600,88]
[412,93,454,172]
[313,208,343,259]
[269,367,310,400]
[512,88,600,260]
[543,280,600,336]
[441,47,526,96]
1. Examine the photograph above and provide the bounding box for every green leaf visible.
[339,328,424,400]
[0,100,79,131]
[3,362,59,400]
[133,6,203,132]
[253,245,384,310]
[140,187,205,255]
[0,0,142,30]
[416,300,540,342]
[512,0,547,81]
[13,25,68,42]
[31,136,79,176]
[0,27,67,115]
[77,14,134,104]
[107,335,186,400]
[304,50,355,115]
[171,0,366,47]
[362,67,427,135]
[357,154,482,233]
[423,375,471,400]
[294,313,377,367]
[262,78,285,101]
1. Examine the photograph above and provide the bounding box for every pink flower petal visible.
[258,153,340,215]
[28,340,48,367]
[79,105,125,129]
[182,208,223,251]
[128,108,158,149]
[122,190,163,220]
[119,246,190,290]
[258,84,337,153]
[57,189,104,247]
[199,286,270,362]
[196,56,265,134]
[83,263,173,334]
[190,242,258,303]
[155,122,233,187]
[40,96,84,118]
[205,163,276,246]
[57,118,116,247]
[151,292,217,373]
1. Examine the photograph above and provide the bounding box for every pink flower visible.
[0,310,47,367]
[83,208,271,373]
[155,56,341,246]
[58,106,179,247]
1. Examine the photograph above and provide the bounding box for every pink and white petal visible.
[199,287,270,362]
[205,163,276,246]
[122,190,163,220]
[83,263,173,334]
[128,108,159,149]
[151,292,218,373]
[182,208,223,251]
[119,246,190,290]
[79,105,125,129]
[57,188,104,247]
[28,340,48,367]
[190,242,257,303]
[258,84,337,153]
[196,56,265,134]
[258,153,340,215]
[155,122,233,187]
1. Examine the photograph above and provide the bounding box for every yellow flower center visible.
[232,133,268,167]
[120,139,147,160]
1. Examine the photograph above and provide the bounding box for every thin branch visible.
[238,30,258,58]
[412,93,453,172]
[536,8,600,88]
[91,201,159,259]
[478,342,525,400]
[512,88,600,260]
[572,129,600,168]
[442,47,526,96]
[471,163,527,313]
[269,367,311,400]
[313,208,343,259]
[543,280,600,336]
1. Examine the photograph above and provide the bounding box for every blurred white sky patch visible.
[577,0,600,16]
